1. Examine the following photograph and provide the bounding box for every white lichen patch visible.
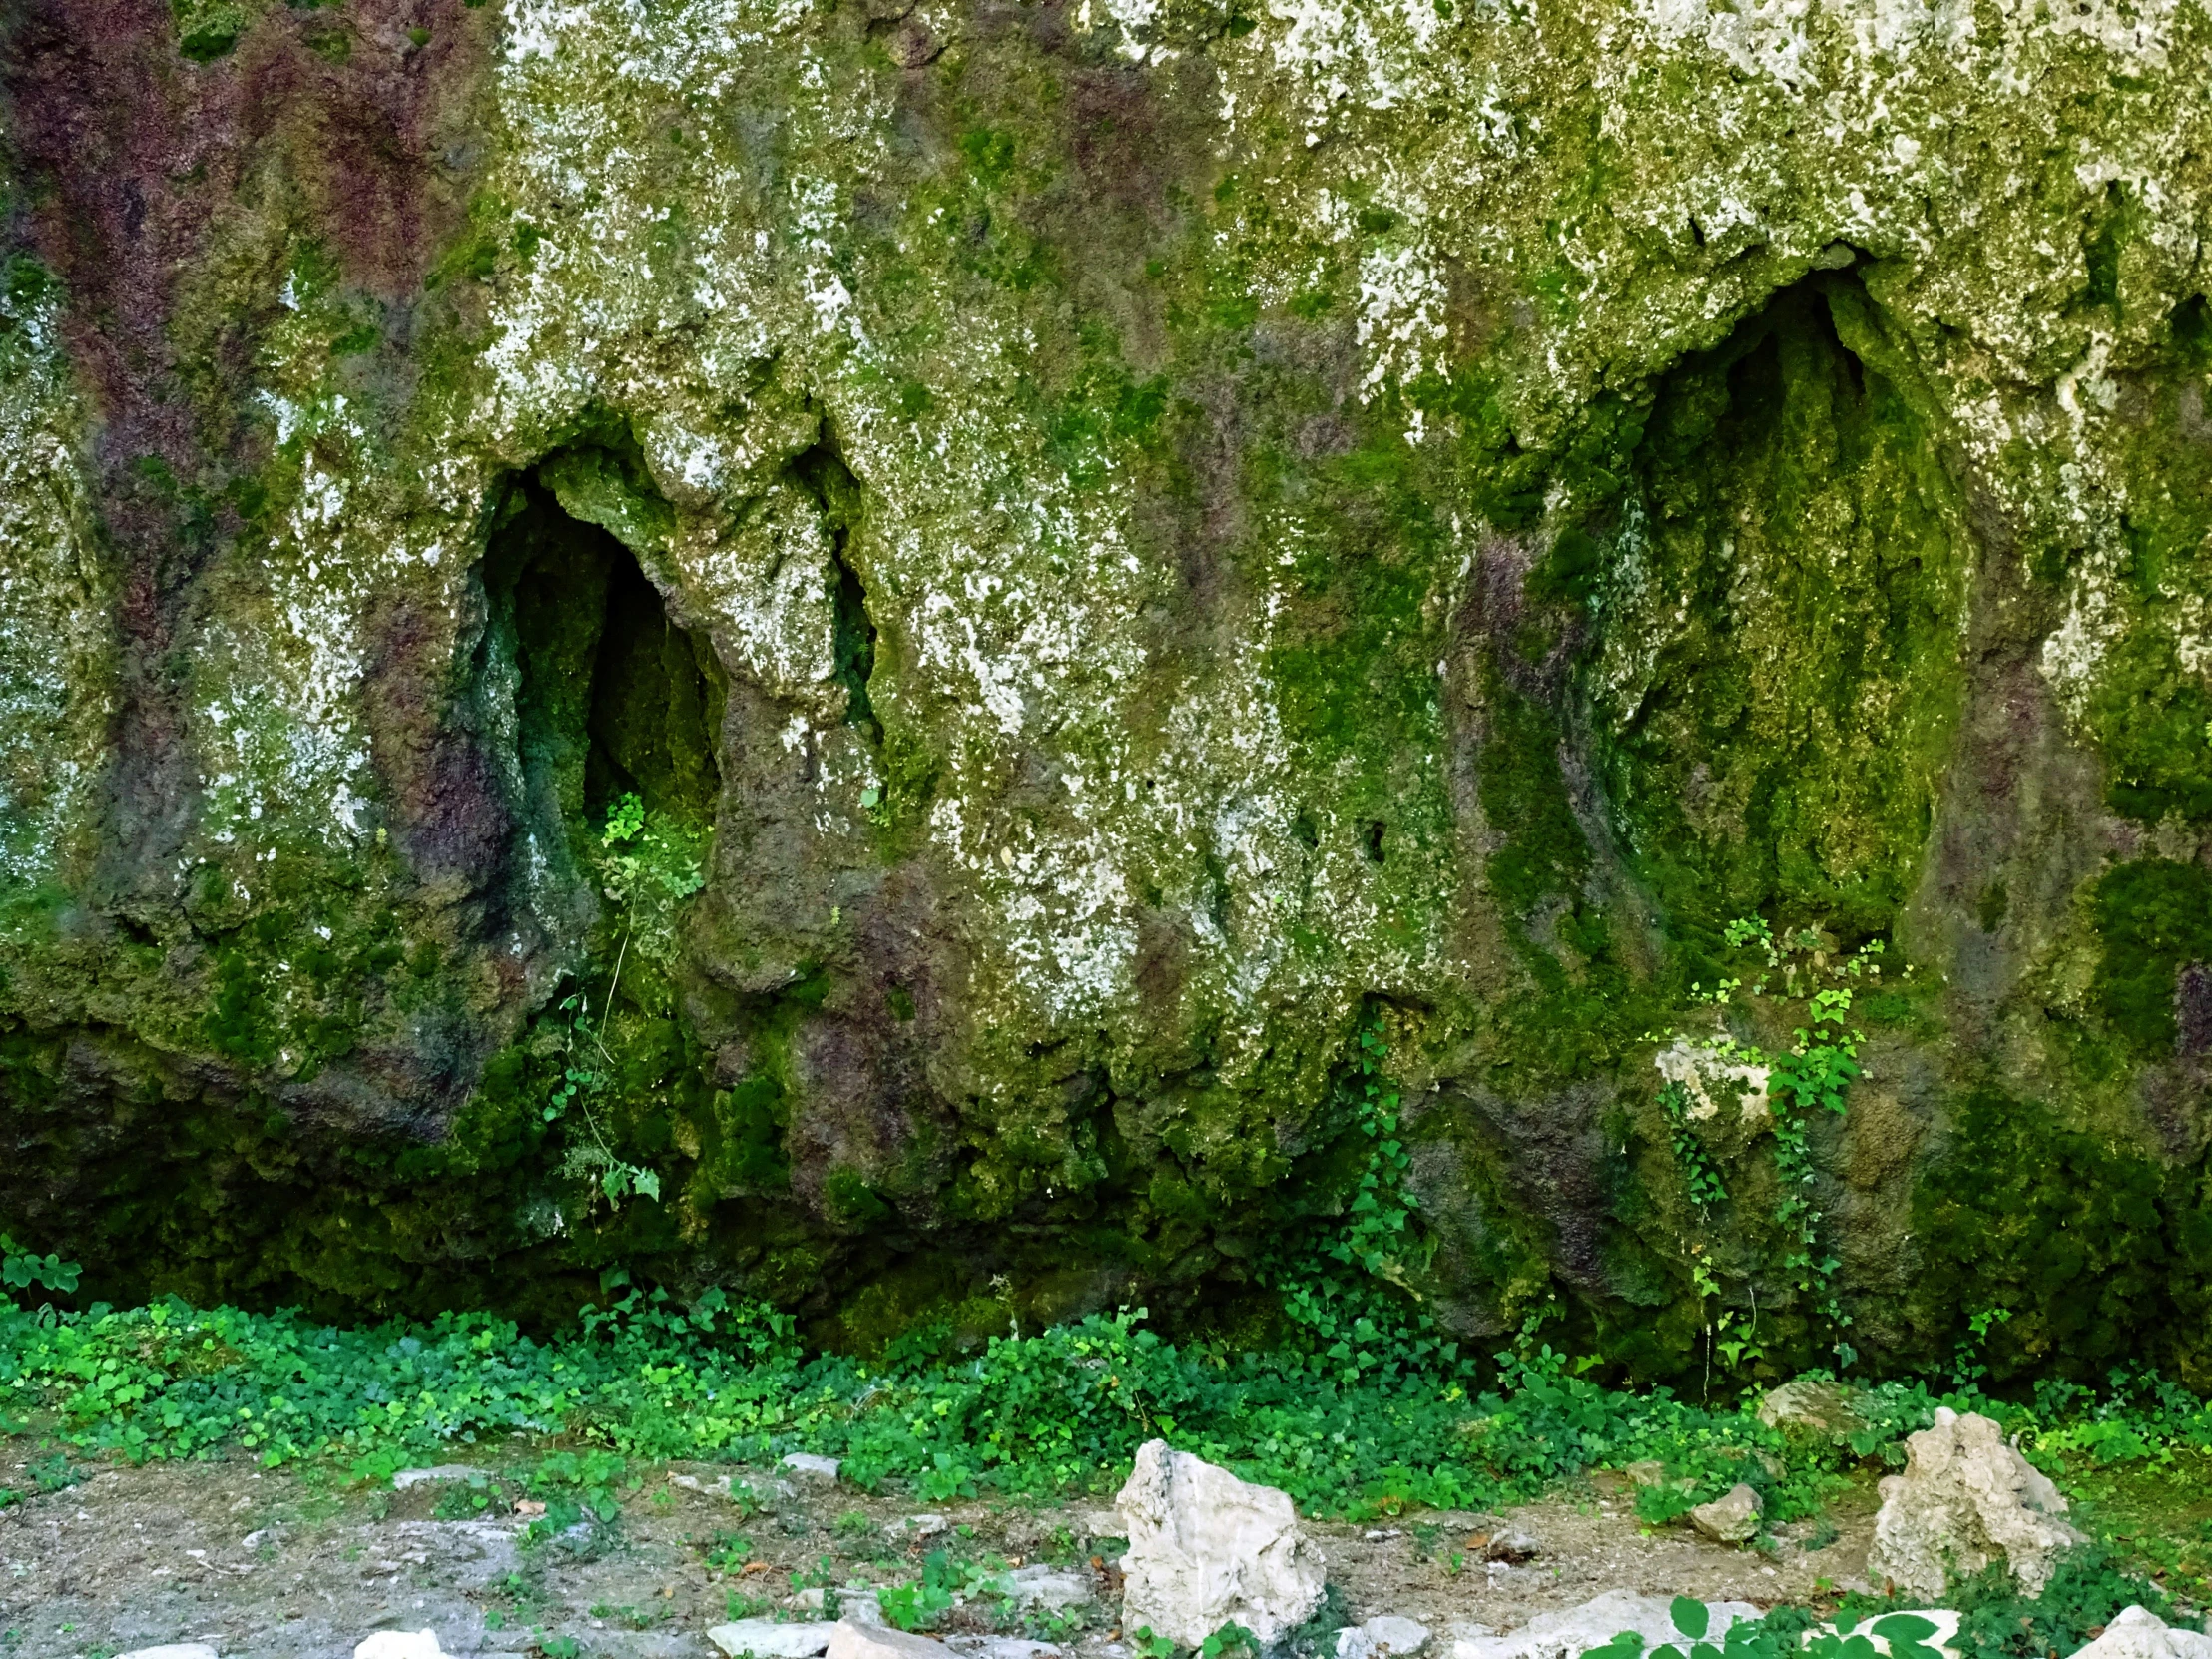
[0,276,111,892]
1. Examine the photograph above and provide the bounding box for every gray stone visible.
[891,1513,950,1539]
[2064,1606,2212,1659]
[391,1466,486,1489]
[943,1641,1065,1659]
[1868,1409,2086,1598]
[353,1635,450,1659]
[828,1623,956,1659]
[1689,1483,1763,1544]
[1115,1439,1326,1649]
[1337,1616,1433,1659]
[1757,1381,1867,1438]
[1006,1563,1095,1611]
[1450,1593,1761,1659]
[709,1620,836,1658]
[117,1648,221,1659]
[782,1453,843,1483]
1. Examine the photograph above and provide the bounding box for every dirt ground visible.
[0,1442,1890,1659]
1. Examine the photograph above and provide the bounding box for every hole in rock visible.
[494,478,726,839]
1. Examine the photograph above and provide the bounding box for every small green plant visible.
[1201,1625,1261,1659]
[834,1509,875,1537]
[0,1237,79,1297]
[29,1453,82,1492]
[698,1530,754,1571]
[917,1450,978,1501]
[880,1550,959,1631]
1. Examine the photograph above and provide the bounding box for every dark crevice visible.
[1363,820,1387,863]
[793,435,878,739]
[493,473,726,848]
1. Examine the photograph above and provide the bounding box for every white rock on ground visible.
[891,1513,950,1539]
[1337,1615,1433,1659]
[2063,1606,2212,1659]
[1452,1592,1760,1659]
[354,1634,450,1659]
[1115,1438,1326,1649]
[709,1620,836,1658]
[1006,1562,1096,1610]
[1808,1610,1963,1659]
[828,1620,957,1659]
[116,1647,220,1659]
[1867,1408,2085,1598]
[783,1452,843,1482]
[944,1639,1065,1659]
[1690,1483,1763,1544]
[389,1466,483,1489]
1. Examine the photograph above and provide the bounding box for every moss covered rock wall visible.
[3,0,2212,1382]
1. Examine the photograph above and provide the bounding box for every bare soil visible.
[0,1443,1889,1659]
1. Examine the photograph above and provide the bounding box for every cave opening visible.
[494,477,727,845]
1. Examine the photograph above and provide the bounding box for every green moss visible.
[1914,1089,2212,1382]
[2092,859,2212,1057]
[1589,275,1966,943]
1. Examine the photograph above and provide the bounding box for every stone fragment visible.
[1083,1509,1127,1537]
[1690,1483,1763,1544]
[354,1635,450,1659]
[1337,1616,1433,1659]
[1867,1408,2085,1598]
[891,1513,950,1539]
[391,1465,484,1489]
[1006,1562,1095,1610]
[1450,1592,1760,1659]
[828,1621,956,1659]
[1115,1438,1326,1648]
[1757,1381,1866,1438]
[2064,1606,2212,1659]
[117,1648,220,1659]
[783,1452,843,1482]
[709,1620,836,1658]
[944,1640,1064,1659]
[1482,1528,1540,1562]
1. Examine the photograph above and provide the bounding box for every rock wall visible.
[2,0,2210,1379]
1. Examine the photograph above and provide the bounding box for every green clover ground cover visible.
[2,1280,2210,1537]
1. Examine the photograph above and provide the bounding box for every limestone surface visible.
[1115,1439,1325,1648]
[1867,1408,2086,1598]
[4,0,2212,1375]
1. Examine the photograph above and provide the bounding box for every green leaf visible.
[1672,1600,1711,1640]
[1870,1619,1936,1645]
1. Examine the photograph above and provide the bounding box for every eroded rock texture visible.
[3,0,2211,1375]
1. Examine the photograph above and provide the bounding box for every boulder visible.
[354,1635,450,1659]
[2063,1606,2212,1659]
[782,1452,843,1483]
[1451,1593,1761,1659]
[1690,1484,1763,1544]
[1115,1438,1326,1648]
[1337,1616,1433,1659]
[710,1621,836,1659]
[1867,1409,2085,1598]
[1758,1382,1866,1438]
[829,1622,955,1659]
